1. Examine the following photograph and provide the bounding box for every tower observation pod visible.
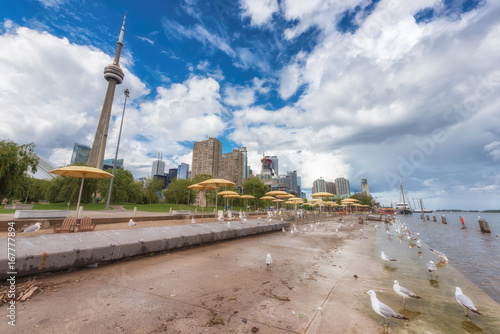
[87,14,126,169]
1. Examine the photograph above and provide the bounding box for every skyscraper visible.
[191,137,222,179]
[221,149,244,186]
[327,182,336,195]
[151,159,165,176]
[71,143,91,165]
[177,163,190,180]
[236,147,248,179]
[335,177,350,197]
[361,178,370,195]
[87,14,127,169]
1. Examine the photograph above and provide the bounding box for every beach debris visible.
[266,254,272,268]
[353,275,358,279]
[380,251,397,262]
[455,287,482,317]
[366,290,408,329]
[251,327,259,332]
[128,219,136,227]
[393,280,422,307]
[429,248,449,262]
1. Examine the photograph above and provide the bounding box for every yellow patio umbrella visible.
[240,194,255,212]
[218,190,240,196]
[341,198,359,203]
[311,192,334,198]
[265,190,288,196]
[49,166,114,219]
[199,178,236,212]
[260,196,275,200]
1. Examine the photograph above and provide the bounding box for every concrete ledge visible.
[0,220,289,279]
[172,210,192,216]
[14,210,71,219]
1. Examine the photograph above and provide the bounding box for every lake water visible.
[397,212,500,304]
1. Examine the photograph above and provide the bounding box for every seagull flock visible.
[368,218,484,330]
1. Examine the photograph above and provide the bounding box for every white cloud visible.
[240,0,279,26]
[484,141,500,161]
[223,85,255,107]
[137,36,154,45]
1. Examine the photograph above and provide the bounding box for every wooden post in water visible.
[432,215,437,222]
[441,215,447,224]
[478,217,491,233]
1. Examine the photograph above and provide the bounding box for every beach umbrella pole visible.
[76,175,85,219]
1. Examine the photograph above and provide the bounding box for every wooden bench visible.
[77,217,96,232]
[53,216,76,233]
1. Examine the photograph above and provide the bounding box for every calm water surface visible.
[398,212,500,304]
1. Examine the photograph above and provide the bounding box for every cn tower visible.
[87,14,127,169]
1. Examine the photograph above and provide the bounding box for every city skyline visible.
[1,1,499,210]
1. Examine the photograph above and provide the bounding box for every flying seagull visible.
[429,248,449,262]
[23,222,41,236]
[381,251,397,262]
[427,261,437,280]
[393,280,422,307]
[455,287,482,317]
[366,290,408,328]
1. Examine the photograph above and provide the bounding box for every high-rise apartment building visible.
[177,163,190,180]
[335,177,350,197]
[312,178,327,194]
[151,159,165,176]
[361,178,370,195]
[327,182,336,195]
[191,137,222,179]
[287,170,298,195]
[71,143,91,165]
[220,149,244,186]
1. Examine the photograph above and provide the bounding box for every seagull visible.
[191,218,196,224]
[386,230,393,237]
[218,216,224,222]
[266,254,272,268]
[393,280,422,307]
[128,219,136,227]
[416,240,421,249]
[282,227,286,233]
[427,261,437,280]
[267,218,273,222]
[359,229,364,235]
[429,248,449,262]
[242,218,247,224]
[366,290,408,328]
[227,221,231,228]
[381,251,397,262]
[23,222,41,236]
[455,287,482,317]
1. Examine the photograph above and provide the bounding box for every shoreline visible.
[1,215,499,333]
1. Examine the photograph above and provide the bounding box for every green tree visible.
[163,178,195,204]
[0,140,39,201]
[144,176,164,204]
[46,173,97,204]
[242,177,268,208]
[97,168,141,203]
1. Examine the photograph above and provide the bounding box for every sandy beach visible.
[1,214,499,333]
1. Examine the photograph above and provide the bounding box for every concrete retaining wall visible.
[0,220,289,279]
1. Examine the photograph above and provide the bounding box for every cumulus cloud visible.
[240,0,279,26]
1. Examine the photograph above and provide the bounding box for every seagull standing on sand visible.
[381,251,397,262]
[393,280,422,307]
[427,261,437,280]
[455,287,482,317]
[191,218,196,224]
[266,254,272,268]
[128,219,136,227]
[386,230,393,237]
[429,248,449,262]
[23,222,41,236]
[366,290,408,328]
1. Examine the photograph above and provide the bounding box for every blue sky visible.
[1,0,499,210]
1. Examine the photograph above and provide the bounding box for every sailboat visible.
[396,172,412,215]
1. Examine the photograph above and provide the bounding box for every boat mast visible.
[398,171,408,214]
